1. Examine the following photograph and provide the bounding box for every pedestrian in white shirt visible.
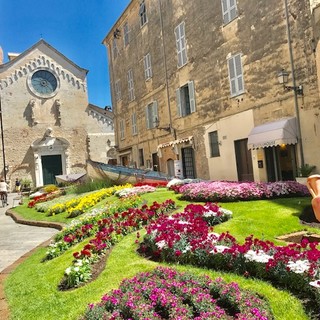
[0,178,9,206]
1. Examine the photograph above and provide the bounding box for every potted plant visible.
[296,163,316,185]
[21,178,32,192]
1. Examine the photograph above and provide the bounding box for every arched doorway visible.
[31,128,70,186]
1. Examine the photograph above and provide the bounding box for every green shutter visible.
[152,101,158,128]
[188,81,196,113]
[145,106,150,129]
[176,88,182,117]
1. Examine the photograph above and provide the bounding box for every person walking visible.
[15,178,21,193]
[0,178,9,206]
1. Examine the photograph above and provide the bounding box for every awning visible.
[247,117,298,150]
[157,136,193,158]
[157,136,194,149]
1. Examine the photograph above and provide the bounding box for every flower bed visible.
[82,266,273,319]
[60,199,177,289]
[134,181,168,188]
[114,185,157,198]
[174,181,309,202]
[28,191,63,208]
[45,184,132,217]
[139,208,320,317]
[44,196,142,260]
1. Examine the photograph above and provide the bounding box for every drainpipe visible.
[158,0,176,140]
[0,96,6,181]
[284,0,305,168]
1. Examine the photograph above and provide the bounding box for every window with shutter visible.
[119,119,125,140]
[112,39,118,59]
[123,22,129,47]
[143,53,152,80]
[127,69,135,101]
[228,53,244,96]
[146,101,158,129]
[175,22,187,67]
[176,81,196,117]
[221,0,238,25]
[139,1,147,27]
[209,131,220,157]
[115,79,121,101]
[132,113,137,135]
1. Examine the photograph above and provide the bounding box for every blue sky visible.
[0,0,131,108]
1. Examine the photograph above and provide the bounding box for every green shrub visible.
[73,179,114,194]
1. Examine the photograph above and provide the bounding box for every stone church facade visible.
[0,40,114,189]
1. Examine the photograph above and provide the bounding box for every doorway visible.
[235,138,254,181]
[167,159,174,177]
[152,153,159,171]
[182,147,196,178]
[41,154,62,185]
[265,145,296,181]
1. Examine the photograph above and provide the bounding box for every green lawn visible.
[5,189,317,319]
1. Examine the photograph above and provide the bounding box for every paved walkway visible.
[0,193,61,319]
[0,193,59,272]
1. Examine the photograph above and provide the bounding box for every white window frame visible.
[115,79,121,101]
[139,0,147,27]
[123,22,129,47]
[143,53,152,80]
[127,69,135,101]
[227,53,244,97]
[176,81,196,117]
[174,21,187,67]
[146,101,158,129]
[119,119,125,140]
[131,112,137,135]
[221,0,238,25]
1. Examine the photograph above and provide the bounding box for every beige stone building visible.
[0,40,114,189]
[103,0,320,182]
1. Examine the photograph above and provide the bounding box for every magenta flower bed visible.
[61,200,177,288]
[139,209,320,317]
[82,266,273,319]
[174,181,309,202]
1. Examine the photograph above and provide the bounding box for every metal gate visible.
[182,147,196,178]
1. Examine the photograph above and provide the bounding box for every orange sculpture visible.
[307,174,320,222]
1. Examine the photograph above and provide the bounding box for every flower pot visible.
[306,174,320,222]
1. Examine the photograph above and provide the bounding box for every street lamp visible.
[277,69,304,95]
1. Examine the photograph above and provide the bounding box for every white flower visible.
[309,280,320,288]
[156,240,167,249]
[65,267,72,275]
[74,260,83,267]
[74,267,80,272]
[220,208,233,216]
[210,245,229,254]
[203,210,217,217]
[244,250,273,263]
[287,260,310,274]
[182,246,191,253]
